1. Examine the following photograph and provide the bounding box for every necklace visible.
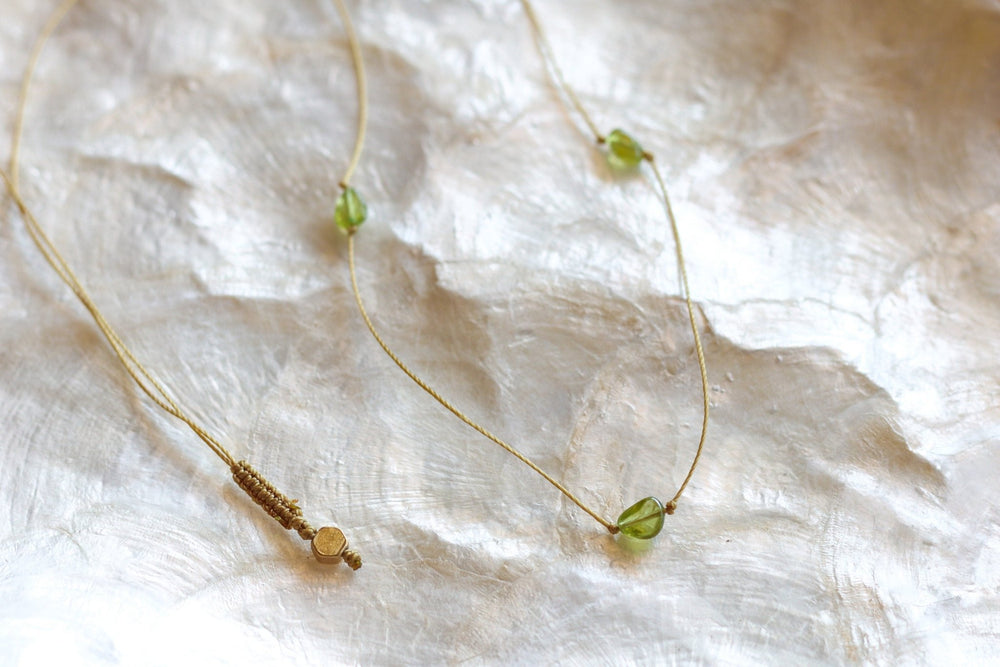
[337,0,710,544]
[2,0,362,569]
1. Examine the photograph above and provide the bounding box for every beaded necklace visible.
[2,0,363,569]
[339,0,710,545]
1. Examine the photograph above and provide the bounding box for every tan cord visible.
[231,460,317,540]
[649,158,710,511]
[331,0,368,189]
[337,0,623,534]
[518,0,604,143]
[4,0,360,565]
[1,164,237,468]
[347,232,618,533]
[6,0,236,469]
[520,0,710,514]
[343,0,709,533]
[9,0,78,193]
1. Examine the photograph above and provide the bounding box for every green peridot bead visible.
[605,128,645,171]
[335,187,367,232]
[617,496,665,540]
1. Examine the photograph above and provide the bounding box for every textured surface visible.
[2,0,999,664]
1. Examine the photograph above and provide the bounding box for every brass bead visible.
[311,526,348,564]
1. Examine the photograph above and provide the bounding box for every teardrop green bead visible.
[605,128,644,171]
[617,496,665,539]
[335,187,367,231]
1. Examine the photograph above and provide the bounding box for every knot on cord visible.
[341,550,363,570]
[231,460,317,541]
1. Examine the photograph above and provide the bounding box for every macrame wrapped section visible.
[231,461,361,569]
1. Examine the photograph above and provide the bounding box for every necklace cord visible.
[2,0,365,564]
[9,0,75,194]
[0,169,236,468]
[347,232,618,533]
[345,1,710,531]
[518,0,603,143]
[649,159,710,510]
[520,0,710,512]
[331,0,368,189]
[340,0,619,532]
[4,0,237,468]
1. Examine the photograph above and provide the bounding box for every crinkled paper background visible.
[1,0,999,664]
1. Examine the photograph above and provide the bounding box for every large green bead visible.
[335,187,367,231]
[605,128,645,171]
[617,496,665,539]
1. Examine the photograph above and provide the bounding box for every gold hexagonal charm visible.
[311,526,348,564]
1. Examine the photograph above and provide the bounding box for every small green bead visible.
[617,496,665,539]
[335,187,367,231]
[605,128,645,171]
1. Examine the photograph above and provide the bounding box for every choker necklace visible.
[338,0,710,544]
[2,0,362,569]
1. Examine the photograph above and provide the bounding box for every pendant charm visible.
[616,496,665,539]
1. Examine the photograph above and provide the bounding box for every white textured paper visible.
[1,0,999,664]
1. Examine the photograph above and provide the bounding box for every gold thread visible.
[4,0,361,565]
[519,0,710,515]
[6,0,237,470]
[1,166,236,469]
[347,232,618,534]
[341,0,710,534]
[518,0,603,143]
[336,0,622,534]
[331,0,368,189]
[9,0,79,193]
[648,159,710,508]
